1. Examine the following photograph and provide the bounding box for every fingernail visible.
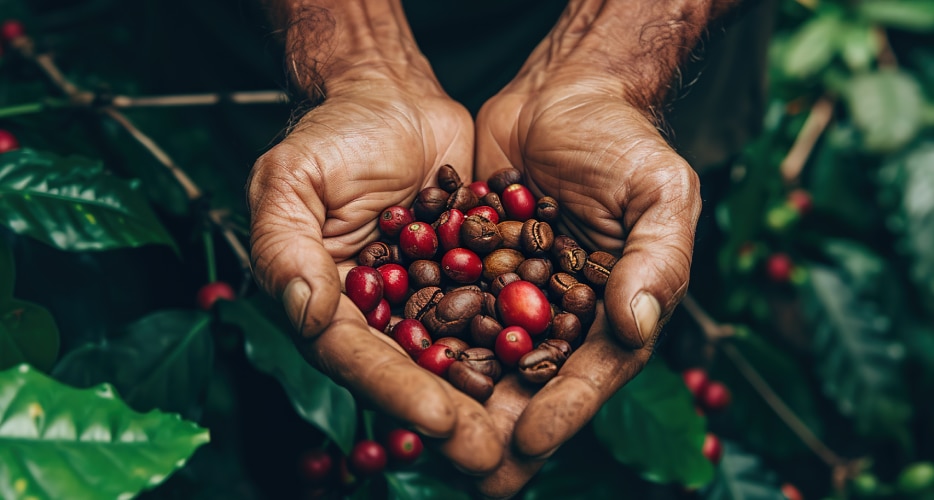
[631,291,661,347]
[283,278,311,334]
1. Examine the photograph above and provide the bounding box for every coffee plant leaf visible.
[385,470,471,500]
[779,13,845,80]
[593,359,714,488]
[804,263,912,444]
[710,333,823,459]
[218,297,357,454]
[701,441,786,500]
[0,149,177,252]
[845,70,924,154]
[858,0,934,33]
[52,309,213,419]
[0,298,59,373]
[0,363,209,500]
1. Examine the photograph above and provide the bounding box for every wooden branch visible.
[780,96,835,184]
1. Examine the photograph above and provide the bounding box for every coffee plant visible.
[0,0,932,498]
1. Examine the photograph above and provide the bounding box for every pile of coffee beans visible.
[344,165,617,402]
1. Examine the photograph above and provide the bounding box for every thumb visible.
[247,146,341,338]
[604,159,701,350]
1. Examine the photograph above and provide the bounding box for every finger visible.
[605,156,701,349]
[474,375,547,500]
[247,145,341,339]
[295,295,457,438]
[513,306,653,458]
[431,380,506,475]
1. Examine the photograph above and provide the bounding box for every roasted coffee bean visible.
[481,292,497,317]
[437,164,462,193]
[482,248,525,280]
[520,219,554,255]
[435,337,470,355]
[422,287,484,338]
[550,312,582,346]
[562,283,597,319]
[553,235,588,273]
[491,272,521,297]
[517,339,572,384]
[496,220,523,250]
[469,315,502,349]
[516,258,552,288]
[403,286,443,320]
[413,187,449,222]
[448,361,494,402]
[388,243,404,265]
[482,192,507,221]
[487,167,523,194]
[447,186,480,213]
[460,215,502,254]
[536,196,559,222]
[549,272,580,297]
[358,241,394,268]
[459,347,502,381]
[582,251,618,287]
[408,260,442,289]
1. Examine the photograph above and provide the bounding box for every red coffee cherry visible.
[417,344,457,377]
[467,205,500,225]
[196,281,235,311]
[436,209,465,251]
[364,298,391,332]
[701,381,732,412]
[468,181,490,198]
[379,205,415,238]
[786,189,813,215]
[702,433,723,464]
[399,222,438,260]
[500,183,536,221]
[496,280,552,336]
[385,429,423,464]
[441,248,483,284]
[495,326,534,367]
[682,368,710,400]
[781,483,803,500]
[349,440,388,476]
[298,449,333,483]
[0,130,20,153]
[1,20,25,42]
[766,253,793,283]
[377,263,409,305]
[345,266,384,313]
[391,319,433,360]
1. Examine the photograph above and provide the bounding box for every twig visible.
[12,35,253,280]
[780,96,835,183]
[110,90,288,108]
[681,294,735,340]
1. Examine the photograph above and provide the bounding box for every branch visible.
[780,95,835,184]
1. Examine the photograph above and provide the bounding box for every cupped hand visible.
[247,69,502,473]
[472,64,702,497]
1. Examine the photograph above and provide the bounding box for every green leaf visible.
[218,297,357,454]
[701,441,786,500]
[780,13,845,80]
[839,23,878,72]
[0,148,177,252]
[845,70,924,154]
[0,299,60,373]
[0,364,209,500]
[52,310,213,417]
[710,333,823,459]
[858,0,934,32]
[592,360,714,487]
[0,239,12,300]
[385,470,471,500]
[804,263,912,443]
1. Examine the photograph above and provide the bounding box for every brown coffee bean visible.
[435,337,470,355]
[496,220,523,250]
[448,361,494,402]
[413,187,449,222]
[552,235,588,273]
[517,339,572,385]
[562,283,596,319]
[437,164,462,193]
[469,315,502,349]
[490,272,521,297]
[403,286,443,320]
[487,167,523,194]
[387,243,404,265]
[582,251,618,287]
[481,292,497,317]
[516,258,552,288]
[460,215,502,254]
[447,186,480,213]
[520,219,555,255]
[482,192,507,221]
[536,196,559,222]
[423,287,484,337]
[459,347,502,381]
[550,312,582,346]
[482,249,525,280]
[548,272,580,297]
[358,241,393,267]
[408,260,442,289]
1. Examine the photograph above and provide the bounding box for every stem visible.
[0,99,69,118]
[110,90,288,108]
[203,229,217,284]
[363,409,376,442]
[780,95,835,184]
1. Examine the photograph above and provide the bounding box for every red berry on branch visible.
[701,381,732,412]
[766,253,794,283]
[196,281,235,310]
[1,20,25,42]
[345,266,384,313]
[786,189,813,215]
[385,429,423,464]
[781,483,804,500]
[298,449,333,484]
[392,319,433,360]
[702,433,723,464]
[349,440,388,476]
[682,368,710,400]
[0,130,20,153]
[416,344,457,377]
